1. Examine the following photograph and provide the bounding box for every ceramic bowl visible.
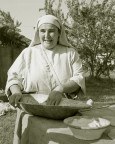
[64,116,110,140]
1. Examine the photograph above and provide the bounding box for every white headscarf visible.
[29,15,70,47]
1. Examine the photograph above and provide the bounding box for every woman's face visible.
[38,24,59,49]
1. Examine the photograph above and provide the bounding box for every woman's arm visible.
[55,48,85,98]
[5,49,27,106]
[10,84,22,95]
[54,80,80,94]
[69,48,86,96]
[5,49,26,96]
[9,84,22,107]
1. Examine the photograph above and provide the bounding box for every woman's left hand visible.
[46,91,63,105]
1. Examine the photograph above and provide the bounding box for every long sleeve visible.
[5,50,26,96]
[68,48,86,95]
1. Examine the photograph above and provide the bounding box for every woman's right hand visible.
[47,91,64,106]
[9,93,22,108]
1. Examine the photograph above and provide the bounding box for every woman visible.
[5,15,85,143]
[5,15,85,105]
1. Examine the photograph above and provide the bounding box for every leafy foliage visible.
[66,0,115,78]
[39,0,67,23]
[0,10,30,89]
[0,10,29,47]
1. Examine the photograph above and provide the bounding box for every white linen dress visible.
[6,44,85,96]
[5,44,85,144]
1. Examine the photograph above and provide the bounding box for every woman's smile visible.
[44,39,52,43]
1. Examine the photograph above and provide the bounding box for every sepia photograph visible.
[0,0,115,144]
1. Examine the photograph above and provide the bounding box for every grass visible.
[0,111,16,144]
[85,77,115,101]
[0,77,115,144]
